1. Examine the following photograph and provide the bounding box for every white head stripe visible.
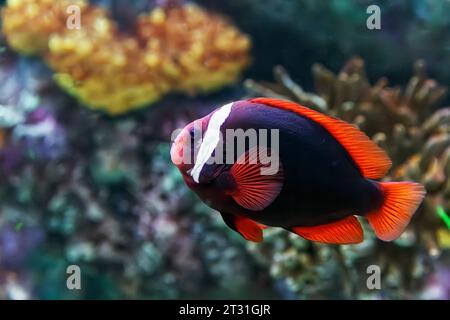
[190,102,233,183]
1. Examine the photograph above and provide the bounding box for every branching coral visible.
[47,4,171,115]
[2,0,88,55]
[245,58,450,299]
[1,0,251,115]
[137,4,250,95]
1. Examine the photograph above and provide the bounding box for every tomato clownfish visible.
[170,98,426,244]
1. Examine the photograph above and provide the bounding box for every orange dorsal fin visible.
[366,182,425,241]
[249,98,392,179]
[291,216,363,244]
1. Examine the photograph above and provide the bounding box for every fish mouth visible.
[171,119,206,168]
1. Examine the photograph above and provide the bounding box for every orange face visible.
[170,119,205,183]
[170,113,223,186]
[170,127,190,167]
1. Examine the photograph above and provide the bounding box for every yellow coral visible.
[46,6,171,115]
[137,4,251,95]
[1,1,251,115]
[2,0,88,55]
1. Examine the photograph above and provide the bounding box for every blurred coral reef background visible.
[0,0,449,299]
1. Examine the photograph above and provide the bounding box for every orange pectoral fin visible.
[230,146,284,211]
[250,98,392,179]
[291,216,364,244]
[220,212,264,242]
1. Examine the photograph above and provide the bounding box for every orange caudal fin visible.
[366,182,426,241]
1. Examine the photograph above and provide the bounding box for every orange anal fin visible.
[249,98,392,179]
[291,216,364,244]
[367,182,425,241]
[230,146,284,211]
[220,212,264,242]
